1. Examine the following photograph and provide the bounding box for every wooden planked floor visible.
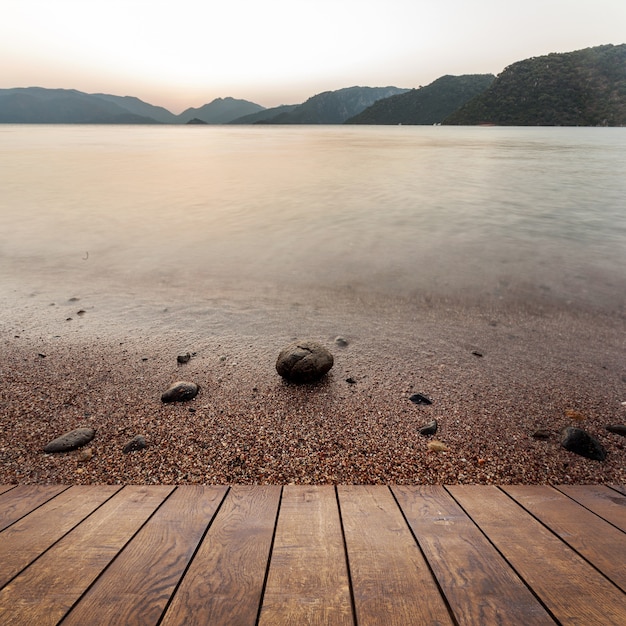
[0,484,624,625]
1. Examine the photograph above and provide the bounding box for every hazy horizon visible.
[2,0,625,113]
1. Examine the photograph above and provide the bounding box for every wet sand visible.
[1,281,624,486]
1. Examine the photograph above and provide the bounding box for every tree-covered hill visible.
[444,44,626,126]
[345,74,494,125]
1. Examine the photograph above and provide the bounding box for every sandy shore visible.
[1,283,625,485]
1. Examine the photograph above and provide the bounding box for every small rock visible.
[606,424,626,437]
[471,350,483,357]
[427,440,448,452]
[532,429,552,440]
[123,435,147,453]
[346,377,357,385]
[560,427,607,461]
[177,353,191,364]
[419,420,438,436]
[161,381,199,403]
[409,393,432,405]
[276,340,334,383]
[77,447,93,462]
[44,427,95,453]
[334,336,349,348]
[565,409,586,421]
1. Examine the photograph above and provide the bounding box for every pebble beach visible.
[1,282,624,486]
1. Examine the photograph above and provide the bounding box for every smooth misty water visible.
[1,124,625,321]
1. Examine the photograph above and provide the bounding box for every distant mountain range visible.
[345,75,495,125]
[1,44,624,126]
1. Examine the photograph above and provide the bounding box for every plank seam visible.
[0,484,123,593]
[254,485,283,626]
[154,485,231,626]
[335,484,358,626]
[57,484,177,625]
[0,484,72,533]
[553,485,626,534]
[444,485,561,625]
[389,486,460,626]
[503,486,626,595]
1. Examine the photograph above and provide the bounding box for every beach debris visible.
[560,427,607,461]
[177,352,191,364]
[605,424,626,437]
[334,336,349,348]
[44,427,95,453]
[276,340,334,383]
[427,440,448,452]
[77,447,93,462]
[471,350,483,357]
[565,409,586,421]
[161,381,199,403]
[531,429,552,440]
[77,309,86,316]
[123,435,148,453]
[409,393,432,405]
[419,419,438,436]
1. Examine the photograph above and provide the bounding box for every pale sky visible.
[2,0,624,113]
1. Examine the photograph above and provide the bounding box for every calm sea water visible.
[1,124,625,321]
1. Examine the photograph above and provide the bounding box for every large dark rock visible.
[161,381,199,403]
[560,427,607,461]
[44,427,95,453]
[123,435,147,453]
[276,340,334,383]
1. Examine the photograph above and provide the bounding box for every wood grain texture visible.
[0,485,15,496]
[0,484,67,531]
[393,485,555,625]
[259,485,353,626]
[0,485,172,626]
[448,485,626,625]
[162,485,281,626]
[555,484,626,532]
[339,485,453,626]
[62,485,227,626]
[0,484,120,588]
[504,485,626,592]
[610,484,626,497]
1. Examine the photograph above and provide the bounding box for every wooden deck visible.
[0,484,625,625]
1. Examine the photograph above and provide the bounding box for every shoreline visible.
[1,289,624,486]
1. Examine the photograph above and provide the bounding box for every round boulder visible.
[560,426,607,461]
[161,381,199,403]
[276,340,334,383]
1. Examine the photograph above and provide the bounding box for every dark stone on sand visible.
[161,381,199,403]
[44,427,95,453]
[123,435,147,453]
[346,377,357,384]
[560,427,607,461]
[409,393,432,405]
[419,420,438,436]
[532,429,552,440]
[471,350,483,357]
[177,353,191,364]
[606,424,626,437]
[276,340,334,383]
[334,336,349,348]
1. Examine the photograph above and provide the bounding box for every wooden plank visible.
[0,484,67,531]
[0,485,121,588]
[339,485,453,626]
[259,486,353,626]
[0,485,172,626]
[504,485,626,592]
[62,485,227,626]
[448,485,626,625]
[555,485,626,533]
[393,485,555,625]
[162,485,281,626]
[0,485,15,496]
[610,485,626,497]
